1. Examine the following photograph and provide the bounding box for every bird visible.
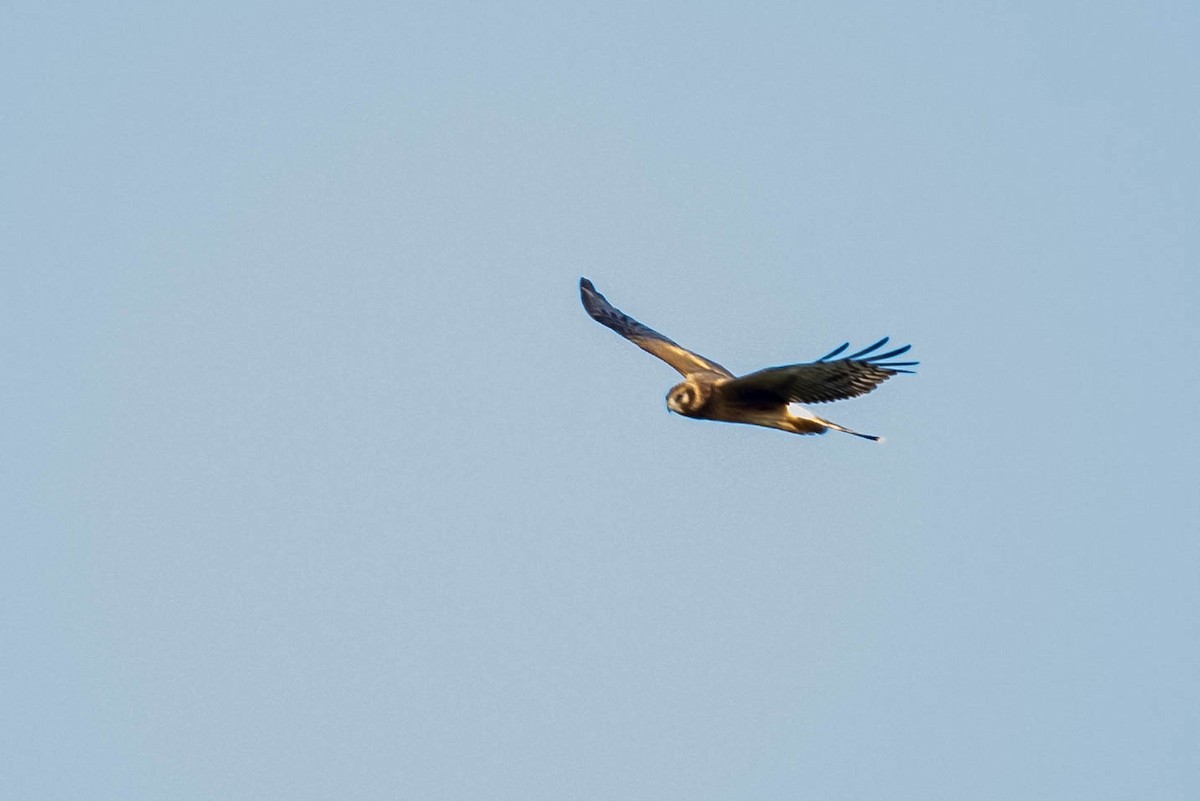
[579,277,917,441]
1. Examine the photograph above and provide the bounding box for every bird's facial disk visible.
[666,382,700,415]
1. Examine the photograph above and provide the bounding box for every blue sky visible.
[4,2,1198,798]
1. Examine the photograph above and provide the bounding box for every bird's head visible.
[666,379,708,416]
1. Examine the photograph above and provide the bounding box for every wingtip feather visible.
[817,342,850,362]
[847,336,890,359]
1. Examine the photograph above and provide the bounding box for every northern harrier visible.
[579,277,917,441]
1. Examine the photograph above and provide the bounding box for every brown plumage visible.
[579,277,917,441]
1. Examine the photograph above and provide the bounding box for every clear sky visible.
[4,2,1198,799]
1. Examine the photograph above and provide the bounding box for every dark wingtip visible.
[848,336,891,360]
[818,342,850,362]
[579,277,609,320]
[872,344,912,362]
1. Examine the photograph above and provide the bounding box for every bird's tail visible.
[819,417,882,442]
[786,405,882,442]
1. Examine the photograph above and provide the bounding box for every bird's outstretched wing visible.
[721,337,918,405]
[580,277,732,377]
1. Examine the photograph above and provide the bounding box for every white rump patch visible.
[786,403,820,422]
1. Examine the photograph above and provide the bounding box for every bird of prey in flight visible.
[579,277,917,441]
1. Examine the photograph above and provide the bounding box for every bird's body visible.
[579,277,917,441]
[665,373,832,436]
